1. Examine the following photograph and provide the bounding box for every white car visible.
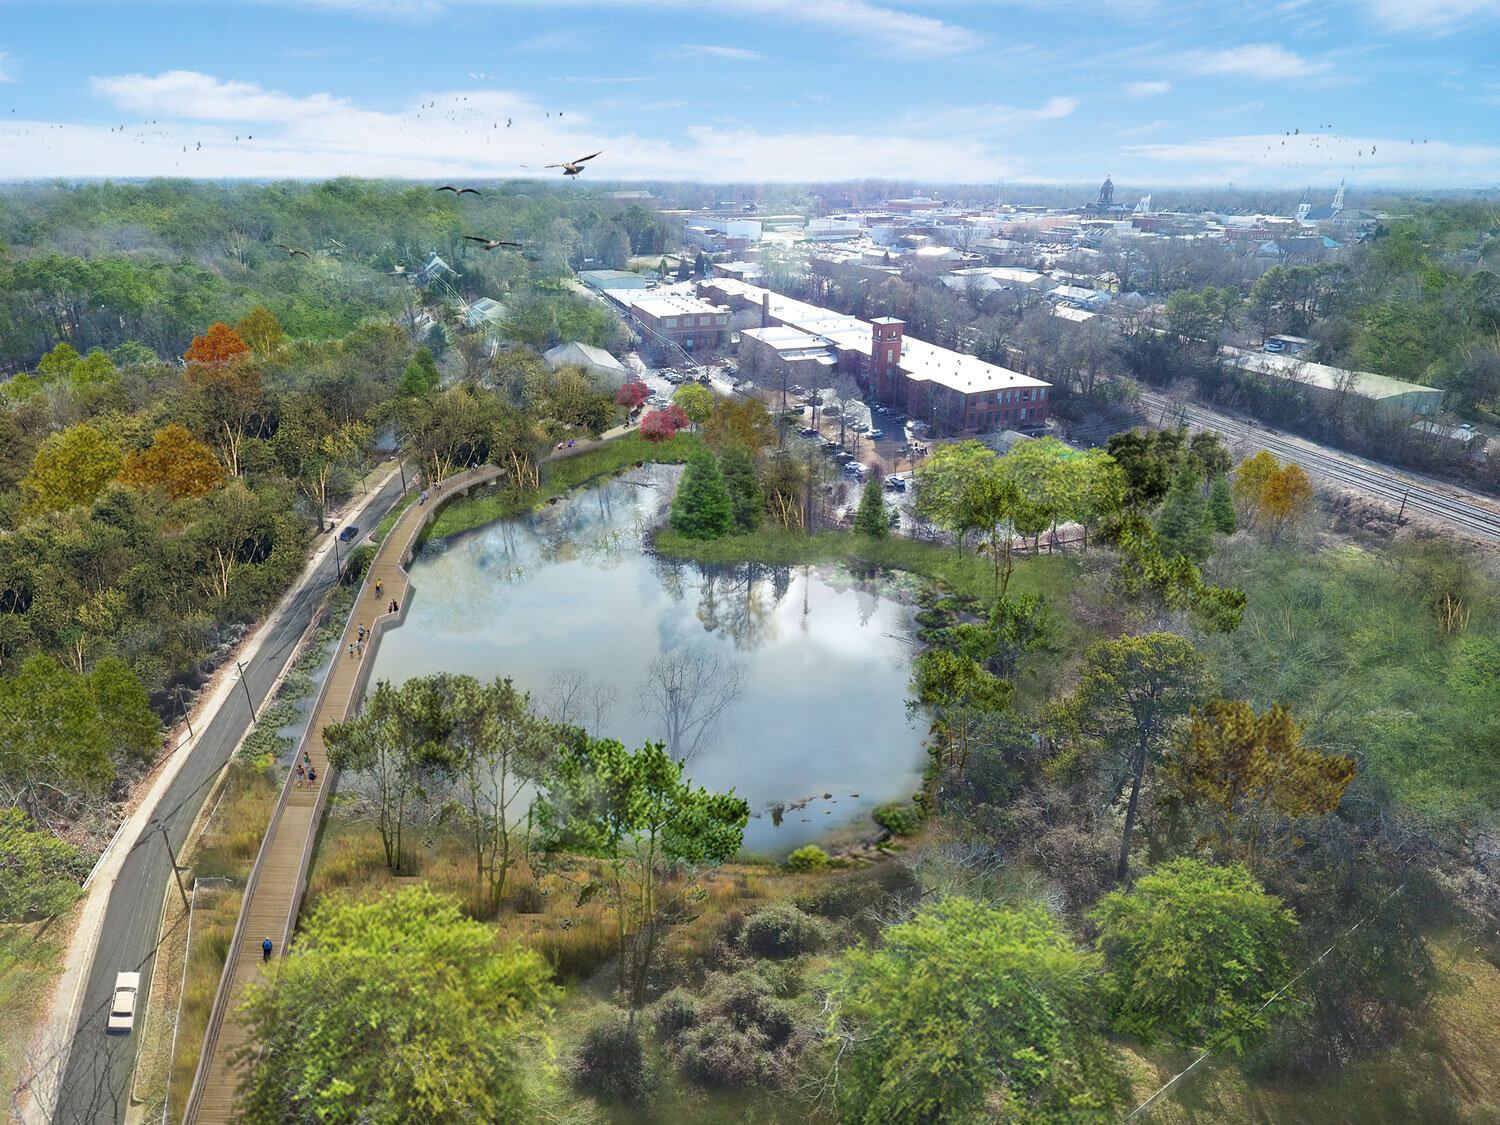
[108,971,141,1034]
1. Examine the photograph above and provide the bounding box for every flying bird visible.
[463,236,523,251]
[525,150,604,177]
[436,185,482,196]
[274,244,311,258]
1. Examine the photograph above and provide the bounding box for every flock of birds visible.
[1253,122,1428,167]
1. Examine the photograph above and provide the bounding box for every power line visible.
[1120,882,1406,1123]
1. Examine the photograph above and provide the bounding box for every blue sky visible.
[1,0,1497,186]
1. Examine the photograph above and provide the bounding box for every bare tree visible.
[545,666,620,737]
[637,646,746,764]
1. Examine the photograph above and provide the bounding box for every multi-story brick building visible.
[700,279,1051,435]
[626,295,729,353]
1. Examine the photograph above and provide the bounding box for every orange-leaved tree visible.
[1259,462,1314,542]
[1230,449,1279,526]
[119,423,225,500]
[1164,698,1355,871]
[183,322,250,366]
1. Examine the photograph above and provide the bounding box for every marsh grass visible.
[164,883,242,1120]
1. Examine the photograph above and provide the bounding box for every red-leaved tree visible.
[639,404,689,443]
[616,381,650,412]
[184,322,250,366]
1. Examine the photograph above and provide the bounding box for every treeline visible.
[0,178,665,366]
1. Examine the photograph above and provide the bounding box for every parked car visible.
[107,972,141,1035]
[884,476,906,491]
[789,404,806,414]
[844,462,868,478]
[867,427,885,439]
[338,525,360,542]
[853,422,869,433]
[789,384,806,396]
[798,426,819,438]
[725,361,739,375]
[807,395,823,406]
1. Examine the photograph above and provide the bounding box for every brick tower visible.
[870,317,904,401]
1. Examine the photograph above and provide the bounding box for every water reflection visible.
[372,465,925,852]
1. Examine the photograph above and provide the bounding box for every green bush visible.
[572,1012,651,1107]
[652,988,702,1039]
[741,903,832,960]
[785,844,829,872]
[873,801,922,836]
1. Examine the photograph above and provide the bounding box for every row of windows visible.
[968,406,1032,428]
[969,387,1047,407]
[661,315,724,329]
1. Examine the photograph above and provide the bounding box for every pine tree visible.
[669,447,733,540]
[1157,460,1211,561]
[718,445,763,533]
[854,476,889,538]
[399,346,440,396]
[1206,474,1237,535]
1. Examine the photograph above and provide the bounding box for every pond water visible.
[370,464,926,853]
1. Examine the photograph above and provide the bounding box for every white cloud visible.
[1358,0,1499,34]
[266,0,980,56]
[1121,130,1500,186]
[12,70,1019,182]
[682,44,765,61]
[1124,80,1170,97]
[91,71,353,121]
[0,51,15,83]
[1184,44,1332,80]
[903,95,1078,132]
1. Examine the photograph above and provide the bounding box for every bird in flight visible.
[464,236,523,251]
[525,150,604,177]
[274,244,311,258]
[436,185,482,196]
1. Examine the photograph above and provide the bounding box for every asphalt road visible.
[54,473,408,1124]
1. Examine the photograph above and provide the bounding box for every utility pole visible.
[1398,490,1409,522]
[176,685,194,739]
[158,824,190,912]
[235,660,257,723]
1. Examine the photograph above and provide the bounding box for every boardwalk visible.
[182,465,501,1124]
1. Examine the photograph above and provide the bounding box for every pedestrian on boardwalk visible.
[358,623,366,642]
[392,598,399,613]
[302,749,311,768]
[435,480,442,494]
[356,639,364,657]
[307,766,317,787]
[376,579,383,596]
[420,489,428,505]
[262,937,273,962]
[295,762,305,788]
[348,642,355,658]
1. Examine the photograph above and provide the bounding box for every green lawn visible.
[421,432,701,542]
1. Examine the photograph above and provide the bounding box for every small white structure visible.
[544,341,627,386]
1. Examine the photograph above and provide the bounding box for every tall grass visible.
[164,883,242,1120]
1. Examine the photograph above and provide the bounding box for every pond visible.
[370,464,927,853]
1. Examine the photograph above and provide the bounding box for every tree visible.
[718,444,763,533]
[669,445,733,540]
[399,345,441,396]
[636,644,747,764]
[118,423,225,500]
[234,306,286,358]
[639,404,689,443]
[911,648,1012,776]
[0,655,118,822]
[1105,428,1186,510]
[956,473,1022,593]
[1092,859,1297,1053]
[324,678,456,872]
[1231,450,1280,525]
[236,885,558,1124]
[0,809,89,921]
[912,440,1001,546]
[183,358,263,476]
[21,423,122,516]
[616,380,649,413]
[1164,700,1356,871]
[1050,634,1205,880]
[1207,474,1237,534]
[34,341,81,384]
[441,675,556,912]
[671,382,713,427]
[852,475,888,538]
[536,737,749,1007]
[824,896,1124,1125]
[703,397,776,453]
[1260,462,1314,542]
[1157,460,1211,562]
[183,321,249,365]
[110,340,158,369]
[68,349,117,389]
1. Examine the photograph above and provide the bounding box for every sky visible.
[0,0,1497,188]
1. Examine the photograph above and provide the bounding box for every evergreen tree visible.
[399,346,440,396]
[854,476,889,538]
[718,444,763,533]
[1157,460,1211,562]
[669,446,733,540]
[1206,474,1237,535]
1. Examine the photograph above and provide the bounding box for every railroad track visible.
[1137,391,1500,543]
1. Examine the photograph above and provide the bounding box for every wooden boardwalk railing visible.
[181,465,501,1124]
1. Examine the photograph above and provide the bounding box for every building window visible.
[1020,407,1028,421]
[886,347,895,362]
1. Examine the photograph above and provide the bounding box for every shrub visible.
[572,1012,651,1107]
[785,844,829,872]
[713,974,794,1047]
[741,903,831,960]
[873,802,922,836]
[674,1016,766,1088]
[652,988,702,1040]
